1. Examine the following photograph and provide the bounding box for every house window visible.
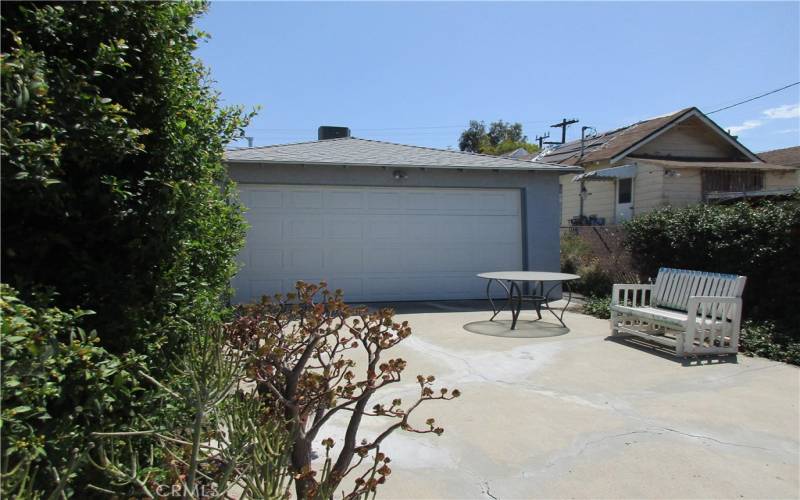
[702,169,764,194]
[618,178,632,204]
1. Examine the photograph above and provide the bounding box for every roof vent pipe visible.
[318,126,351,140]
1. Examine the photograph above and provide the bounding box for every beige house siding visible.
[632,162,665,214]
[765,169,800,190]
[560,175,579,226]
[634,116,745,160]
[559,175,615,225]
[661,167,703,207]
[561,163,799,225]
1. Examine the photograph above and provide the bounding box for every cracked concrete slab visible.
[342,303,799,499]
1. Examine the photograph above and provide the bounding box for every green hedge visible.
[1,2,250,362]
[623,195,800,342]
[1,285,144,497]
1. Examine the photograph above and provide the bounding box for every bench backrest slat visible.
[652,268,746,312]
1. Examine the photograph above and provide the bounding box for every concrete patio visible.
[331,302,800,499]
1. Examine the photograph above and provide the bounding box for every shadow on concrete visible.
[605,336,739,366]
[463,319,570,339]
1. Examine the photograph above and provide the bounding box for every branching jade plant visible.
[226,282,461,499]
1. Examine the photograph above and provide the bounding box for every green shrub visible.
[0,285,144,498]
[560,232,617,297]
[582,295,611,320]
[560,232,590,275]
[1,1,251,362]
[739,321,800,365]
[624,196,800,359]
[623,196,800,337]
[1,2,254,495]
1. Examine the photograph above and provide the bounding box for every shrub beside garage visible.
[623,194,800,365]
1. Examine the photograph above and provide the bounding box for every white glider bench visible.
[610,268,747,356]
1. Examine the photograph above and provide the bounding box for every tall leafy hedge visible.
[1,286,146,497]
[623,195,800,337]
[1,1,250,361]
[1,2,252,495]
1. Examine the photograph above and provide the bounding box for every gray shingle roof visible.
[224,137,581,172]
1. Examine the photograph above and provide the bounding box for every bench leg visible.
[610,309,620,336]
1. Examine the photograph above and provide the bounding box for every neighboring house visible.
[535,107,799,226]
[503,147,533,159]
[759,145,800,168]
[223,127,579,303]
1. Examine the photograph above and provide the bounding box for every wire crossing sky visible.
[196,1,800,152]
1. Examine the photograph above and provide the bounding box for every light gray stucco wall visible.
[226,162,562,277]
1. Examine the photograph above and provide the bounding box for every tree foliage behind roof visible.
[0,1,252,360]
[458,119,539,156]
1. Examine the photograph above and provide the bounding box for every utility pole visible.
[535,132,550,149]
[549,118,579,144]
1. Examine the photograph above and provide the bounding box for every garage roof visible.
[224,137,581,172]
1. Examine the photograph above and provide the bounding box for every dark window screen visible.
[618,178,632,204]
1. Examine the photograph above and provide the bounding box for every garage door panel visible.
[235,185,523,303]
[285,217,324,239]
[286,190,323,209]
[325,248,363,271]
[249,279,283,300]
[474,217,521,242]
[405,219,439,241]
[248,189,284,208]
[474,243,521,268]
[439,192,474,211]
[325,190,364,210]
[405,191,440,210]
[364,247,404,273]
[437,248,473,272]
[287,248,323,271]
[247,218,283,247]
[365,217,403,240]
[367,191,403,210]
[250,249,282,272]
[364,276,414,300]
[438,219,474,242]
[324,278,364,297]
[476,192,520,214]
[403,247,440,272]
[324,217,364,239]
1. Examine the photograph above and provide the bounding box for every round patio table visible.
[477,271,580,330]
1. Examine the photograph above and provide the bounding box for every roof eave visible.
[609,108,761,164]
[223,158,583,173]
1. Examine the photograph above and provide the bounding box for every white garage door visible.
[232,184,523,303]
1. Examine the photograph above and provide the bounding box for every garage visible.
[224,129,580,304]
[233,184,522,302]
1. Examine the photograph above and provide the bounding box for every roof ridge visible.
[229,135,543,165]
[343,137,541,164]
[227,136,353,151]
[586,107,696,158]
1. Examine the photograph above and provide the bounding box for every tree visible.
[458,119,539,156]
[225,282,460,499]
[458,120,486,153]
[1,2,253,496]
[1,1,252,361]
[487,120,525,146]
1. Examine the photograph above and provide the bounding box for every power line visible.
[706,81,800,115]
[245,118,559,133]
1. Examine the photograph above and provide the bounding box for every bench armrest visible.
[686,296,743,323]
[611,283,654,306]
